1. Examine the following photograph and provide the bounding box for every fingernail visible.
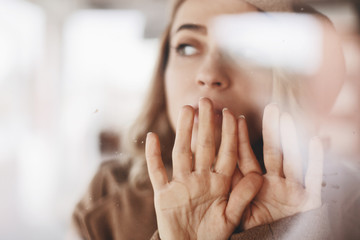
[265,102,279,111]
[222,108,228,113]
[239,115,245,119]
[182,105,194,111]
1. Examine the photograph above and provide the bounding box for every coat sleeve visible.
[72,160,124,240]
[230,204,332,240]
[149,230,161,240]
[72,159,157,240]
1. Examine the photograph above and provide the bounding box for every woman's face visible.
[165,0,273,152]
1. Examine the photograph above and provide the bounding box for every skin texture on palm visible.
[146,99,324,239]
[146,98,263,240]
[239,104,324,230]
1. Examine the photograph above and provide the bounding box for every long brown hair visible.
[123,0,186,190]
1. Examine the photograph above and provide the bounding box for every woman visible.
[73,0,343,239]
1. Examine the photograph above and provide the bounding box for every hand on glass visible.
[145,98,263,240]
[238,104,324,230]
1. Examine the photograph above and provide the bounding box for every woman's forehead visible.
[171,0,258,34]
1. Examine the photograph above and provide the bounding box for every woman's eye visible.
[176,44,199,56]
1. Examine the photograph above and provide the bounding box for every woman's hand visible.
[238,104,324,230]
[145,98,262,240]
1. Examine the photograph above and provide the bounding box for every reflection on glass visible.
[0,0,359,239]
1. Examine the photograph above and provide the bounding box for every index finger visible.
[238,116,262,175]
[172,105,195,177]
[214,108,238,176]
[262,103,283,177]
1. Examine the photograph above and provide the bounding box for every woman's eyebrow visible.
[173,23,207,35]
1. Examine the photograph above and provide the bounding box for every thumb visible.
[231,167,243,191]
[225,172,263,227]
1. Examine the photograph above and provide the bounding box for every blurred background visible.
[0,0,167,239]
[0,0,359,239]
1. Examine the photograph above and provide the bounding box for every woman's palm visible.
[146,99,263,240]
[239,105,323,230]
[155,172,256,239]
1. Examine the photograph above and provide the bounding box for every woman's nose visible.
[196,53,230,90]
